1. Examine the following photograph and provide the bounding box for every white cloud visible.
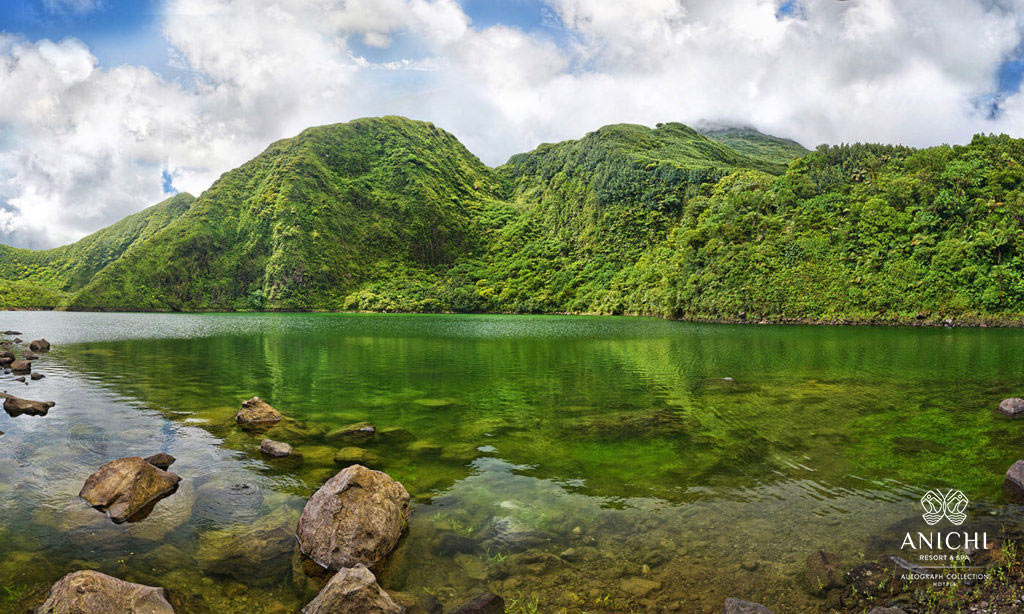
[2,0,1024,247]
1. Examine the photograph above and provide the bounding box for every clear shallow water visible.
[1,312,1023,613]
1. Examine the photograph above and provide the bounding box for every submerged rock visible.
[22,351,40,360]
[333,446,380,466]
[377,426,416,443]
[1,393,55,416]
[28,339,50,352]
[196,507,298,583]
[723,598,772,614]
[144,453,176,470]
[260,438,295,458]
[452,593,505,614]
[79,456,181,523]
[296,464,410,570]
[302,564,401,614]
[235,396,282,426]
[3,330,21,335]
[389,592,442,614]
[326,421,376,444]
[805,550,844,595]
[1004,460,1024,502]
[37,570,175,614]
[999,398,1024,418]
[480,516,554,553]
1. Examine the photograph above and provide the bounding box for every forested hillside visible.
[6,116,1024,325]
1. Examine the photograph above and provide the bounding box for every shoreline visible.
[10,306,1024,329]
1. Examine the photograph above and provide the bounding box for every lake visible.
[1,312,1023,613]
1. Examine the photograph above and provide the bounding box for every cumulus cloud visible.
[2,0,1024,247]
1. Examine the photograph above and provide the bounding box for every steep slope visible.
[0,193,193,308]
[697,123,809,169]
[472,122,781,312]
[66,117,507,311]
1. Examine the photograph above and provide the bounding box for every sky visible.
[2,0,1024,248]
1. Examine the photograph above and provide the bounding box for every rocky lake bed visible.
[3,312,1024,613]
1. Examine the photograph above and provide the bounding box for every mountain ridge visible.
[5,117,1024,325]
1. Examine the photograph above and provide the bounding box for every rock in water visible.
[235,396,282,426]
[1004,460,1024,502]
[22,351,39,360]
[377,426,416,443]
[144,453,177,470]
[1,393,55,416]
[10,360,31,374]
[723,598,773,614]
[28,339,50,352]
[37,570,175,614]
[297,464,410,570]
[260,438,294,458]
[302,564,401,614]
[333,446,380,466]
[999,398,1024,418]
[452,594,505,614]
[30,372,44,380]
[79,457,181,523]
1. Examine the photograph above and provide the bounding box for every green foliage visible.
[5,117,1024,323]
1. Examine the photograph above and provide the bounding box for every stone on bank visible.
[37,570,175,614]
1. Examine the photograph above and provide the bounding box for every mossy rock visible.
[378,426,417,444]
[333,447,381,466]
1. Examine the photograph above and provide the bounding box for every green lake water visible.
[1,312,1023,613]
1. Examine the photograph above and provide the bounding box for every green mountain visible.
[6,117,1024,324]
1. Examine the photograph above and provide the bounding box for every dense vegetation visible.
[8,116,1024,324]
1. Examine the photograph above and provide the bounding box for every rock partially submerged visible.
[144,453,176,470]
[302,564,401,614]
[28,339,50,352]
[37,570,175,614]
[260,438,295,458]
[1004,460,1024,502]
[30,372,44,380]
[1,393,55,416]
[334,446,380,466]
[723,598,772,614]
[452,593,505,614]
[235,396,282,426]
[297,464,410,570]
[999,398,1024,418]
[11,360,31,374]
[79,457,181,523]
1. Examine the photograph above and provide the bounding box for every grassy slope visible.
[698,124,810,168]
[0,193,193,309]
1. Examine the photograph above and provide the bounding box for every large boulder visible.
[235,396,282,426]
[79,457,181,523]
[297,464,410,570]
[723,598,772,614]
[28,339,50,352]
[452,594,505,614]
[37,570,175,614]
[1004,460,1024,502]
[1,393,55,416]
[302,564,401,614]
